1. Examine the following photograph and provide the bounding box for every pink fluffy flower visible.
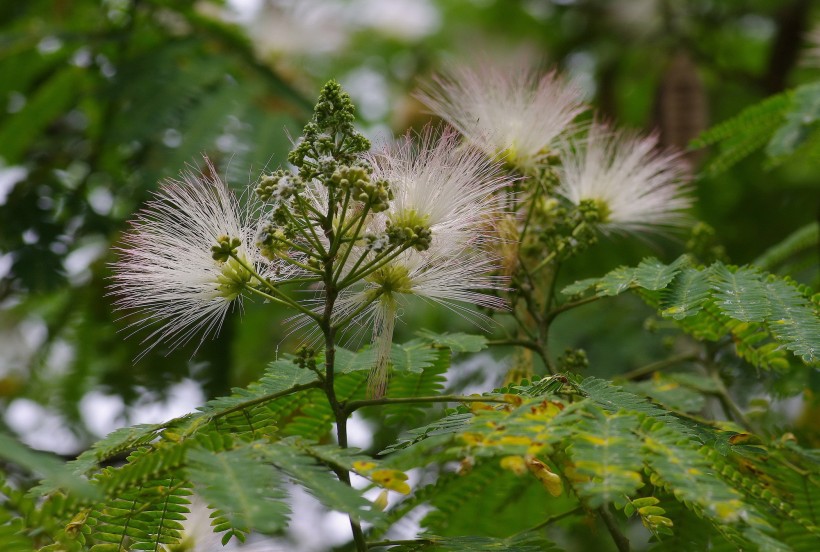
[416,64,587,171]
[556,123,693,235]
[111,160,263,356]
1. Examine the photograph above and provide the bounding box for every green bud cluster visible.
[257,223,294,261]
[557,348,589,372]
[686,221,728,264]
[211,235,242,262]
[386,220,432,252]
[533,198,600,263]
[295,346,318,372]
[364,232,391,252]
[332,165,393,212]
[256,170,305,203]
[288,81,371,181]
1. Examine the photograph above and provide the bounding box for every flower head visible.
[556,123,692,235]
[336,248,507,398]
[416,64,587,171]
[111,160,261,356]
[367,126,512,252]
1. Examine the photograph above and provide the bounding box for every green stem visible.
[229,253,320,321]
[598,506,630,552]
[339,244,411,290]
[316,191,368,552]
[329,189,352,255]
[246,286,290,307]
[290,199,328,257]
[367,540,434,549]
[530,251,557,275]
[707,369,756,432]
[345,394,510,415]
[332,290,384,331]
[544,295,600,324]
[487,338,551,371]
[276,252,324,275]
[333,204,371,282]
[207,381,322,421]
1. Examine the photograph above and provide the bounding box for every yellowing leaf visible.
[500,455,527,476]
[373,489,389,511]
[353,461,377,473]
[371,469,411,495]
[526,458,563,497]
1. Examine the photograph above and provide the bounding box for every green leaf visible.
[201,358,318,415]
[632,256,688,291]
[766,82,820,158]
[186,444,290,535]
[0,68,82,163]
[259,442,379,523]
[0,432,99,501]
[765,278,820,364]
[390,339,440,374]
[691,90,792,175]
[710,264,770,322]
[416,330,489,353]
[625,377,706,413]
[595,266,636,296]
[561,276,600,296]
[336,346,376,374]
[660,268,712,319]
[569,410,644,507]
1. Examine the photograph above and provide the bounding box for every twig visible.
[620,353,698,381]
[345,394,511,415]
[514,505,584,535]
[544,295,600,324]
[367,539,434,549]
[598,506,630,552]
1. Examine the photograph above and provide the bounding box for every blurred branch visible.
[150,0,314,116]
[765,0,811,94]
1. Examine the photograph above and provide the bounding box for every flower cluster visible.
[112,64,693,397]
[416,64,587,172]
[416,61,693,247]
[110,160,264,356]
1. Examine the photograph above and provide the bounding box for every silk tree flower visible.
[367,126,512,252]
[111,160,262,356]
[415,64,587,172]
[556,123,692,235]
[335,248,507,398]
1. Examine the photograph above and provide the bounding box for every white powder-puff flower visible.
[556,123,692,235]
[416,64,587,172]
[335,248,507,399]
[111,159,262,356]
[367,126,512,251]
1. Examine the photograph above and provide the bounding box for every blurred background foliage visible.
[0,0,818,460]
